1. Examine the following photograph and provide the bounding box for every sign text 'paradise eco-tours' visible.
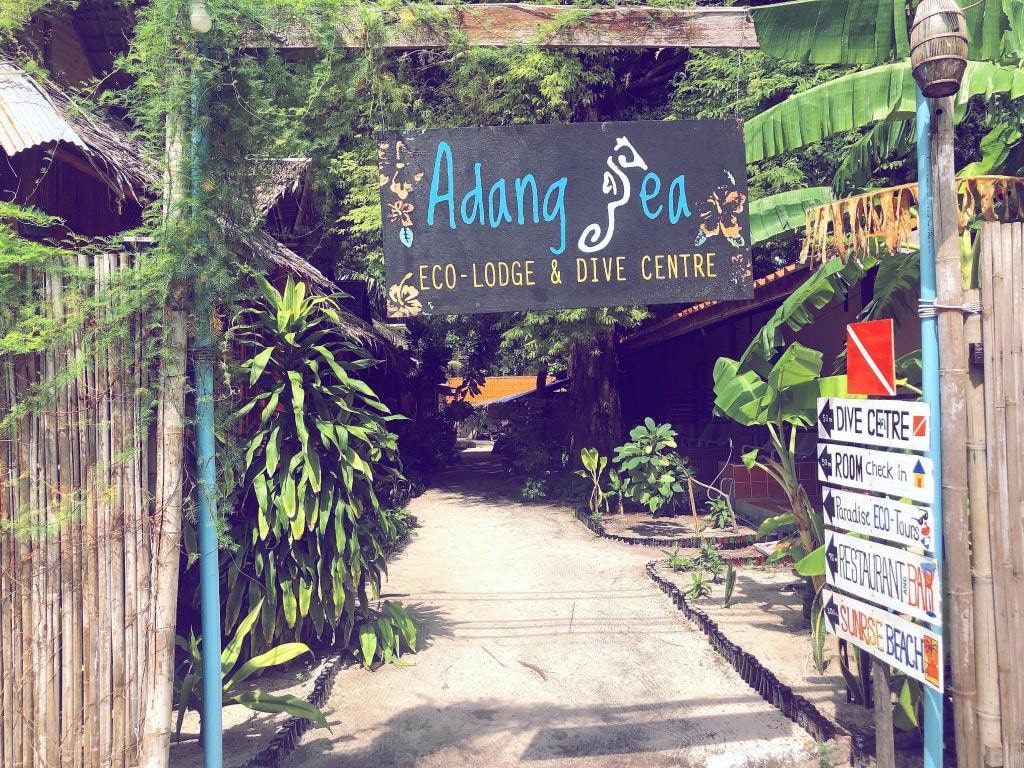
[378,121,752,316]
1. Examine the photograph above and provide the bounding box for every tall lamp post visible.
[909,2,976,768]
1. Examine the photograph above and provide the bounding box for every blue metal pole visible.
[190,36,223,768]
[916,86,944,768]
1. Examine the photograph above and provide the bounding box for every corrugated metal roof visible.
[0,59,87,156]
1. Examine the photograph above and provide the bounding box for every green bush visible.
[224,277,414,661]
[612,418,693,515]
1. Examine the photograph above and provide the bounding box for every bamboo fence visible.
[0,251,177,768]
[979,223,1024,768]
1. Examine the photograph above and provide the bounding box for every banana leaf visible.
[832,119,915,194]
[750,187,834,243]
[712,358,769,426]
[746,61,1024,163]
[751,0,908,65]
[752,0,1010,65]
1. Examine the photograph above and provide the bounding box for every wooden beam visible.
[263,4,758,51]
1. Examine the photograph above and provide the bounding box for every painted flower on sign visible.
[695,171,747,248]
[388,200,414,227]
[387,273,422,318]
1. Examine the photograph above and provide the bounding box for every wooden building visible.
[617,262,920,516]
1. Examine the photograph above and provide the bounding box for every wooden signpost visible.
[817,397,929,453]
[822,488,934,552]
[379,121,753,316]
[824,530,941,624]
[818,325,944,768]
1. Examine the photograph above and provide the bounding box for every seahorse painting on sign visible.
[378,120,752,317]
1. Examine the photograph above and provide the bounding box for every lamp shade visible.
[910,0,969,98]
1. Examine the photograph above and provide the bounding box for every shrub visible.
[707,497,733,529]
[612,418,693,515]
[224,277,414,660]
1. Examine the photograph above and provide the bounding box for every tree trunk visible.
[138,108,189,768]
[568,331,621,462]
[139,308,187,768]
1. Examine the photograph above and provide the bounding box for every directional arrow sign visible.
[825,530,941,624]
[817,443,933,503]
[823,488,934,552]
[823,589,943,692]
[817,397,929,453]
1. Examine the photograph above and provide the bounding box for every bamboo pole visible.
[109,252,127,768]
[982,225,1021,766]
[964,285,1003,765]
[1006,223,1024,765]
[1,360,13,768]
[120,250,140,763]
[29,346,44,767]
[72,252,88,768]
[138,103,191,768]
[43,270,62,767]
[138,307,187,768]
[11,358,27,768]
[56,265,75,768]
[931,97,980,768]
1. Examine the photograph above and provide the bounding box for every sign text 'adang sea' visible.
[378,121,752,317]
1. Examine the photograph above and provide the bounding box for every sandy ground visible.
[286,446,819,768]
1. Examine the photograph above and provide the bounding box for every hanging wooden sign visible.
[817,397,930,453]
[378,120,752,317]
[823,487,935,552]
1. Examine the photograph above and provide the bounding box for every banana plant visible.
[713,342,850,587]
[174,598,326,738]
[575,447,608,516]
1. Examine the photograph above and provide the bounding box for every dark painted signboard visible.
[378,120,752,317]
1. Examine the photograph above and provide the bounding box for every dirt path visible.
[290,447,818,767]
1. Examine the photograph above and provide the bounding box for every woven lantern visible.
[910,0,969,97]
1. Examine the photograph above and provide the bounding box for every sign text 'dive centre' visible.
[378,121,752,316]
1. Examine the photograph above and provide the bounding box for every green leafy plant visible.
[519,477,548,501]
[175,598,326,738]
[685,571,712,601]
[225,277,409,656]
[714,342,848,589]
[575,447,608,516]
[354,601,417,668]
[662,546,695,572]
[699,539,726,583]
[612,419,693,515]
[706,497,733,530]
[605,468,629,515]
[723,564,737,608]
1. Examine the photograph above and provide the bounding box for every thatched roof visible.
[0,56,155,200]
[0,57,337,291]
[253,157,311,216]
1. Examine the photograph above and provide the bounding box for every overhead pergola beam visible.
[264,4,759,51]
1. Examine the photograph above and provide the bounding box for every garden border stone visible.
[572,508,771,565]
[645,561,869,765]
